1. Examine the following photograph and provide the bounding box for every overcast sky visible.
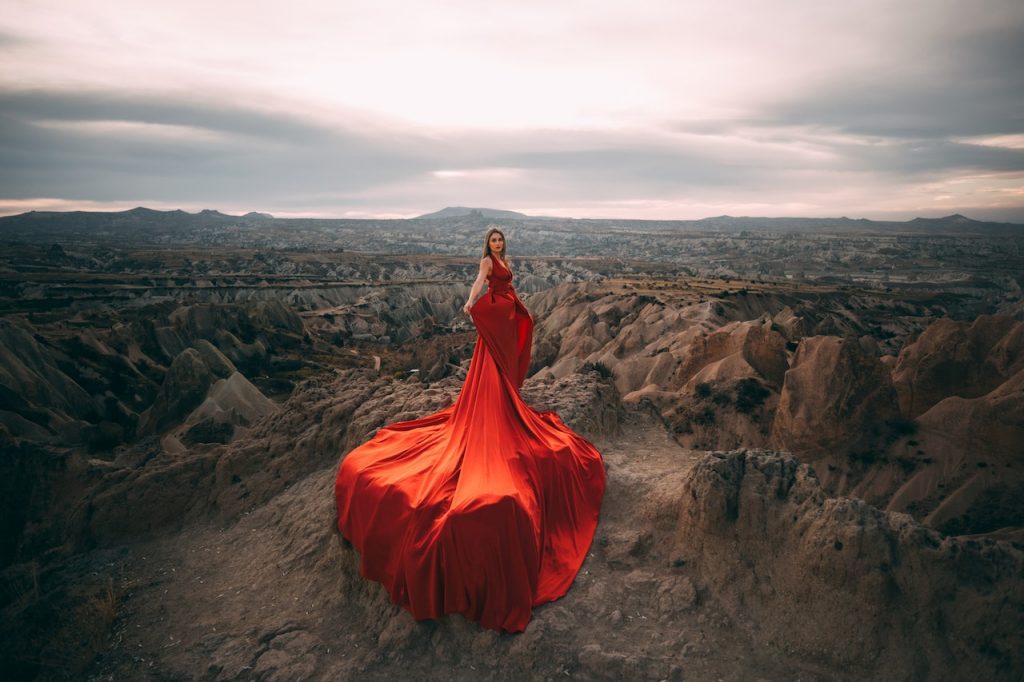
[1,0,1022,221]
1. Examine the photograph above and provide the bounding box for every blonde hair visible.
[481,225,508,264]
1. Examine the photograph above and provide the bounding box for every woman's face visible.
[489,232,505,255]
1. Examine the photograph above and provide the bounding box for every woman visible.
[334,226,606,633]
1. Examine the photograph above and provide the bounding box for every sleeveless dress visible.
[334,253,606,632]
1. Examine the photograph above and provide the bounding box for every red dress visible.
[334,254,606,632]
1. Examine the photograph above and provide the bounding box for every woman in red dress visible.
[334,226,606,633]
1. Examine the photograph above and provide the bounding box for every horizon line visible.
[2,204,1022,226]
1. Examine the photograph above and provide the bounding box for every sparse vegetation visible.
[735,378,770,413]
[695,407,716,425]
[3,571,123,680]
[673,421,693,435]
[896,456,917,473]
[579,361,613,380]
[886,417,919,437]
[86,576,120,637]
[849,449,882,464]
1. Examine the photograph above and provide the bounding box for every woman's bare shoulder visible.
[479,256,492,269]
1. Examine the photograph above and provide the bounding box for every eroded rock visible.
[672,448,1024,679]
[771,335,900,459]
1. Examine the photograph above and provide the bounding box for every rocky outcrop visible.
[891,315,1023,418]
[626,320,787,451]
[529,286,695,391]
[651,377,778,452]
[161,300,305,361]
[138,339,277,439]
[531,285,790,452]
[212,328,268,368]
[678,320,789,389]
[671,449,1024,679]
[0,298,311,451]
[6,343,1021,681]
[139,347,220,435]
[884,367,1024,534]
[5,262,1024,678]
[194,371,275,421]
[0,319,96,441]
[771,335,901,459]
[915,366,1024,467]
[522,365,623,438]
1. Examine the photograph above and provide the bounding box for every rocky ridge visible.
[528,281,1024,539]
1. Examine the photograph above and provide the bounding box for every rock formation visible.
[672,449,1023,680]
[0,319,96,442]
[885,367,1024,536]
[771,335,901,460]
[2,246,1023,679]
[12,383,1015,681]
[891,315,1024,418]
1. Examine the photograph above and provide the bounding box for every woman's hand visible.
[463,302,472,316]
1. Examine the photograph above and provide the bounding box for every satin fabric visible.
[334,254,606,632]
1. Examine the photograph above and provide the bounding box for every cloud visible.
[2,86,1023,220]
[755,14,1024,140]
[0,30,29,48]
[0,89,438,203]
[0,1,1021,220]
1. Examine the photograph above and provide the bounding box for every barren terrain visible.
[1,209,1022,680]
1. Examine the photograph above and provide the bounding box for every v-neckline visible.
[490,253,511,276]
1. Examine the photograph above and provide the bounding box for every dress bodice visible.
[487,254,514,295]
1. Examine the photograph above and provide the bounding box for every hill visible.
[414,206,531,220]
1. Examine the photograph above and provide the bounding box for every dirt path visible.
[83,408,852,681]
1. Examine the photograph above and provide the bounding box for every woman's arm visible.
[462,257,491,315]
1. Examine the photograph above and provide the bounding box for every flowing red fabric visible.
[334,254,606,632]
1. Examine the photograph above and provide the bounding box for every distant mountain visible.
[0,207,270,235]
[682,213,1022,235]
[907,213,977,226]
[415,207,530,220]
[0,206,1020,239]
